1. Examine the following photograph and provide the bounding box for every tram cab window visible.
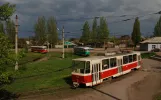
[110,58,117,68]
[129,55,133,63]
[123,56,129,64]
[133,54,137,61]
[102,59,109,70]
[85,61,90,73]
[72,61,90,74]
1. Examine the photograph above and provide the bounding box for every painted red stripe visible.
[100,68,118,79]
[72,74,92,83]
[122,62,137,71]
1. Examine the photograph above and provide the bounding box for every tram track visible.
[18,59,161,100]
[19,70,138,100]
[19,69,160,100]
[95,68,161,90]
[93,69,139,89]
[19,68,161,100]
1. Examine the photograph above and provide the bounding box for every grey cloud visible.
[98,0,124,12]
[1,0,161,38]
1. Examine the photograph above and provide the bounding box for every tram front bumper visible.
[73,82,79,88]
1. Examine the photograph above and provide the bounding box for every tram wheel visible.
[108,77,113,83]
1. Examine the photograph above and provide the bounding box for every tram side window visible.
[129,55,133,63]
[133,54,137,61]
[102,59,109,70]
[123,56,129,64]
[80,48,82,52]
[85,61,90,73]
[110,58,117,68]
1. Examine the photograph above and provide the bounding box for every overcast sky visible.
[1,0,161,38]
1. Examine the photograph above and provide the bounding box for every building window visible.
[152,45,156,49]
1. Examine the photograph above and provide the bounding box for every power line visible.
[15,9,161,23]
[59,12,161,33]
[14,10,161,33]
[56,11,161,22]
[5,10,160,39]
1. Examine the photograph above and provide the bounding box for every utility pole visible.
[62,26,65,58]
[104,39,105,50]
[47,34,49,52]
[113,33,115,46]
[104,37,106,51]
[15,15,19,70]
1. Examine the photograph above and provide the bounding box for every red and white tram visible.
[31,46,48,53]
[72,52,142,87]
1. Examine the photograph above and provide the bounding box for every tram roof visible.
[31,46,47,48]
[74,46,90,49]
[73,56,105,61]
[73,51,141,61]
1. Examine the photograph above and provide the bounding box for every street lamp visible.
[57,27,65,58]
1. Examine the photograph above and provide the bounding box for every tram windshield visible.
[72,61,90,74]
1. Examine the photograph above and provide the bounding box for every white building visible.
[140,37,161,51]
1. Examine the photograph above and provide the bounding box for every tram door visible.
[117,58,123,75]
[92,63,101,86]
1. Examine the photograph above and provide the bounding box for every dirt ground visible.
[128,72,161,100]
[18,58,161,100]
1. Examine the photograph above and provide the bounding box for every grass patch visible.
[19,52,46,65]
[153,93,161,100]
[141,52,156,59]
[2,52,82,93]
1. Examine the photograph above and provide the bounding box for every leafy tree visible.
[34,16,46,45]
[0,3,15,34]
[109,36,117,43]
[0,3,15,85]
[0,3,16,21]
[80,21,90,44]
[131,17,141,47]
[154,16,161,36]
[6,19,16,44]
[99,17,109,43]
[47,17,58,47]
[91,18,98,44]
[0,21,5,33]
[0,33,14,84]
[69,38,76,41]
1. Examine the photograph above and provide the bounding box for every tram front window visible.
[72,61,90,74]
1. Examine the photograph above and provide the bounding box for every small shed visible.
[140,37,161,51]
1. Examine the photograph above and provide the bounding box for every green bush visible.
[18,48,27,58]
[141,52,156,59]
